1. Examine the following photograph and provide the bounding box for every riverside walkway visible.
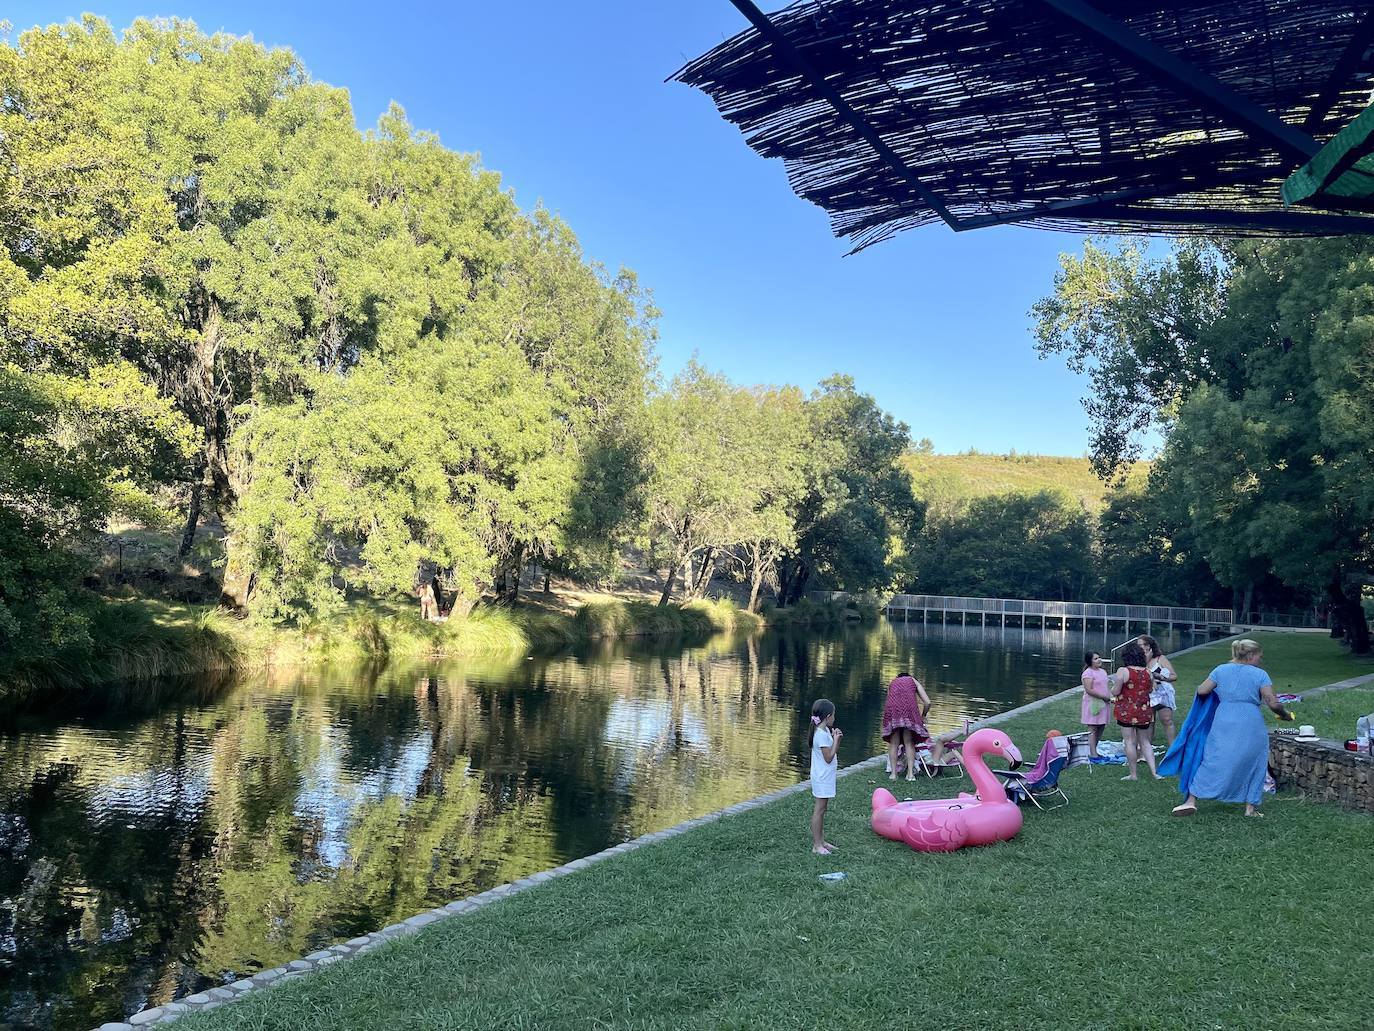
[814,592,1235,635]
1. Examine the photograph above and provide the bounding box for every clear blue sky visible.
[11,1,1115,455]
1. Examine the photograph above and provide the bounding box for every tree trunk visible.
[176,459,207,560]
[748,571,763,613]
[543,571,551,595]
[179,293,232,573]
[781,561,811,606]
[690,547,716,599]
[1237,582,1254,624]
[1328,576,1370,654]
[220,536,255,609]
[498,549,524,606]
[657,561,680,607]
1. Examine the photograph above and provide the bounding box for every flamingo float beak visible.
[1004,743,1023,769]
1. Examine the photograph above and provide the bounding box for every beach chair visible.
[917,747,965,780]
[993,738,1069,811]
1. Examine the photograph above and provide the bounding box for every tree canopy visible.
[1034,236,1374,652]
[0,16,928,678]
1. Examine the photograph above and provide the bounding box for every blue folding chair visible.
[993,738,1070,811]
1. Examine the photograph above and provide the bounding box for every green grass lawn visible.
[181,632,1373,1031]
[1298,687,1374,742]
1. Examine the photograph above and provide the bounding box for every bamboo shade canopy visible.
[672,0,1374,249]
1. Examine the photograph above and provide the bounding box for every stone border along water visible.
[95,632,1247,1029]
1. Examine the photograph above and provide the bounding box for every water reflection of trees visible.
[0,622,1102,1029]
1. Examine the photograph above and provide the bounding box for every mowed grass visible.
[1298,687,1374,742]
[181,633,1373,1031]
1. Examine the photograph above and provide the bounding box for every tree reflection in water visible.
[0,622,1195,1029]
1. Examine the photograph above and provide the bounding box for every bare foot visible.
[1152,773,1164,780]
[888,773,897,781]
[1120,775,1137,781]
[824,841,839,851]
[905,773,917,782]
[1244,808,1265,818]
[811,845,832,855]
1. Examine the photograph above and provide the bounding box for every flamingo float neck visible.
[962,729,1015,803]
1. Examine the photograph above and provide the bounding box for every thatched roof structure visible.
[672,0,1374,249]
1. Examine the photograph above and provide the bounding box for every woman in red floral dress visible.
[882,674,931,782]
[1110,641,1160,781]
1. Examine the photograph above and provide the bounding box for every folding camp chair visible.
[993,737,1069,811]
[916,747,965,780]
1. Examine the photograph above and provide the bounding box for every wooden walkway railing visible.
[810,592,1236,632]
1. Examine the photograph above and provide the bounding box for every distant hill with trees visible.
[900,449,1148,516]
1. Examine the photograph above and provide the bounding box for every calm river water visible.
[0,620,1197,1030]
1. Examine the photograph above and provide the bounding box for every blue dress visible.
[1188,663,1273,805]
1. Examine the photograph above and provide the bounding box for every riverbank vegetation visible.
[5,18,1370,706]
[0,18,918,698]
[177,632,1372,1031]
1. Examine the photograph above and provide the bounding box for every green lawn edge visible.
[177,631,1374,1031]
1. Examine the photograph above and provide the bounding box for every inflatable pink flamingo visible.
[871,728,1024,853]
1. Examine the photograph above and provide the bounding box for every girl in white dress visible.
[809,698,841,855]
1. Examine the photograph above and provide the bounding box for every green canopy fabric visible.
[1282,100,1374,209]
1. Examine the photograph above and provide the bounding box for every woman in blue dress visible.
[1172,639,1294,818]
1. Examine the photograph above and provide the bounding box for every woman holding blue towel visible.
[1171,639,1294,818]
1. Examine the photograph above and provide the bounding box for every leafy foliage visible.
[1034,236,1374,650]
[912,490,1093,600]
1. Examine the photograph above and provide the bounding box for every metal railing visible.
[880,594,1234,626]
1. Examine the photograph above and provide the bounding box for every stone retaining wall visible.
[1270,733,1374,813]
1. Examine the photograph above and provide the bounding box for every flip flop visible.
[1171,803,1197,817]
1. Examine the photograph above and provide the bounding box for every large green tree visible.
[775,376,923,604]
[1035,236,1374,652]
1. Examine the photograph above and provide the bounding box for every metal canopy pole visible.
[1033,0,1322,165]
[725,0,963,230]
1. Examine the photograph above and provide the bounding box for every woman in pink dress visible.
[1080,651,1112,757]
[882,674,931,782]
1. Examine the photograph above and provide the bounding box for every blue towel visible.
[1158,691,1219,797]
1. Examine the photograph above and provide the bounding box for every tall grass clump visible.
[764,594,882,628]
[572,597,761,640]
[683,597,764,634]
[264,603,550,663]
[1,600,242,705]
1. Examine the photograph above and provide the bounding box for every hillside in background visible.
[901,450,1149,514]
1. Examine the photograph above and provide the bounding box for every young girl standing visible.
[809,698,842,855]
[1080,652,1112,757]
